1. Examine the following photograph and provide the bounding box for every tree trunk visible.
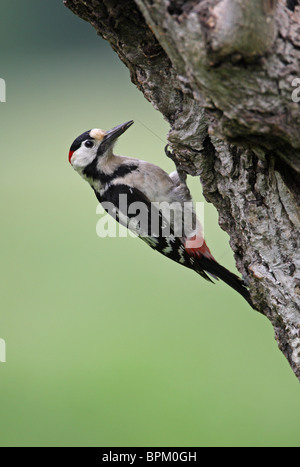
[64,0,300,380]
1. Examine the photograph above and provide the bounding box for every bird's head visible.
[68,120,134,170]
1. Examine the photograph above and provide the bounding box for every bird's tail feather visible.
[194,256,255,309]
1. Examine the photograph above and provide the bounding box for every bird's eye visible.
[84,140,94,149]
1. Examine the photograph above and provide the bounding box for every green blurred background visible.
[0,0,299,447]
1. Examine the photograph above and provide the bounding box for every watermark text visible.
[0,78,6,102]
[0,338,6,363]
[96,196,204,239]
[292,78,300,103]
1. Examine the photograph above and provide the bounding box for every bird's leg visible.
[165,145,187,186]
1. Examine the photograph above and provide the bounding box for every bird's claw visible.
[165,145,175,161]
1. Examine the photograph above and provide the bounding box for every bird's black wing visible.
[96,183,212,281]
[94,184,253,307]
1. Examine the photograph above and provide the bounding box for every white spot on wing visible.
[163,244,173,255]
[178,245,186,264]
[142,237,159,247]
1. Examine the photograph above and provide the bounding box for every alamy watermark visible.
[96,196,205,239]
[0,338,6,363]
[292,78,300,103]
[0,78,6,102]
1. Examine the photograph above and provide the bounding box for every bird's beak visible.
[103,120,134,144]
[98,121,134,155]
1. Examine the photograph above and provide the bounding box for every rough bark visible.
[64,0,300,380]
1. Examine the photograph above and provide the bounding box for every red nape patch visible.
[68,150,74,163]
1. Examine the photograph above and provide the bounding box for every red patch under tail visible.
[184,235,216,262]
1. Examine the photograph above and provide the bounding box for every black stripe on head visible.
[70,130,92,152]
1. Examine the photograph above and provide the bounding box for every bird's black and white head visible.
[68,120,134,172]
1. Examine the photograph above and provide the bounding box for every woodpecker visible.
[69,120,253,307]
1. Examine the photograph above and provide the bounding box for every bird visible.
[68,120,253,308]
